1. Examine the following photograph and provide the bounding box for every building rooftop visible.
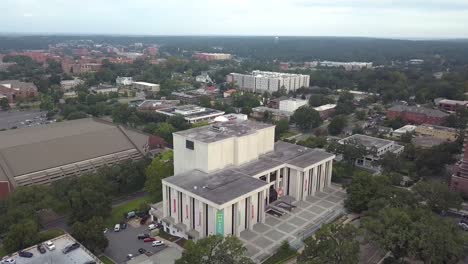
[156,105,225,122]
[137,100,180,110]
[2,234,102,264]
[435,98,468,106]
[339,134,394,149]
[174,119,274,143]
[394,125,417,133]
[314,104,337,111]
[252,106,292,116]
[163,141,334,205]
[0,118,148,184]
[418,124,458,132]
[231,71,308,79]
[388,105,449,118]
[133,81,158,86]
[412,136,446,148]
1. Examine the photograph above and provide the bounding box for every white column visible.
[162,184,168,217]
[327,161,333,186]
[276,169,281,189]
[302,170,309,201]
[320,164,326,191]
[311,166,317,195]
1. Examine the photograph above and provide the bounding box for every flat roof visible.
[339,134,394,149]
[418,124,458,132]
[388,105,449,118]
[164,141,334,205]
[133,81,158,86]
[314,104,336,111]
[4,234,101,264]
[157,106,224,121]
[174,120,274,143]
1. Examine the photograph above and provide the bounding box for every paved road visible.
[104,224,167,264]
[0,110,48,130]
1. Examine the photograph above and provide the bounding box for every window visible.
[186,140,194,150]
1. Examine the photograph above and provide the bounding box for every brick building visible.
[386,105,449,125]
[0,80,38,103]
[451,130,468,195]
[434,98,468,112]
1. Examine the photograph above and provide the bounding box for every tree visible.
[0,98,10,111]
[413,181,463,213]
[168,115,191,131]
[275,119,289,140]
[298,223,359,264]
[345,172,389,213]
[145,151,174,201]
[328,115,348,135]
[354,110,367,120]
[199,96,212,108]
[327,140,370,167]
[291,106,322,131]
[3,220,39,253]
[175,235,254,264]
[154,122,177,145]
[309,94,334,107]
[380,152,402,173]
[72,217,108,253]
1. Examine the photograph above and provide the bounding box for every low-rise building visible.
[415,124,458,142]
[90,84,118,94]
[434,98,468,112]
[313,104,336,120]
[252,106,292,122]
[392,125,416,139]
[156,105,225,124]
[60,78,84,91]
[150,120,335,240]
[386,105,449,125]
[195,72,213,83]
[171,92,201,104]
[193,53,232,61]
[137,100,180,112]
[338,134,404,170]
[223,89,237,98]
[0,80,38,103]
[116,76,134,86]
[279,98,308,112]
[133,82,160,93]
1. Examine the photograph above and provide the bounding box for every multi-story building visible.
[116,76,134,86]
[132,81,160,93]
[338,134,404,170]
[415,124,458,142]
[60,78,84,91]
[150,120,335,239]
[193,53,232,61]
[318,61,373,71]
[0,80,38,103]
[251,106,292,122]
[279,98,308,112]
[387,105,449,125]
[226,71,310,93]
[156,105,225,124]
[434,98,468,113]
[62,61,102,74]
[451,130,468,194]
[0,118,156,199]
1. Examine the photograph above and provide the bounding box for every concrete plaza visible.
[239,184,347,263]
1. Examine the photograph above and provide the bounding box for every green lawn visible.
[0,246,6,258]
[99,255,116,264]
[105,196,153,228]
[280,131,298,140]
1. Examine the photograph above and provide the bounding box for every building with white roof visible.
[133,82,160,93]
[150,120,335,240]
[226,71,310,93]
[116,76,134,86]
[392,125,417,139]
[156,105,225,124]
[279,98,308,112]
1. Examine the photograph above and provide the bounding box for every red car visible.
[143,237,156,243]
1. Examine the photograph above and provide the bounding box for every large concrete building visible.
[0,118,153,199]
[387,105,449,125]
[151,120,335,240]
[279,98,308,112]
[226,71,310,93]
[156,105,225,124]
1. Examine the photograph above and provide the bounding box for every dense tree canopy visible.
[292,106,322,131]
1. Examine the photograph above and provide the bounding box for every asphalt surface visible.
[0,110,49,130]
[104,224,167,264]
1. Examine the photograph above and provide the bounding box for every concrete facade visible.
[151,120,335,241]
[227,71,309,93]
[279,98,308,112]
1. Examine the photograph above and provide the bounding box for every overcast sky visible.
[1,0,468,38]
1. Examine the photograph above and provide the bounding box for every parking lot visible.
[0,110,50,130]
[104,222,167,264]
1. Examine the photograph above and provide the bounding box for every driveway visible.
[104,223,167,264]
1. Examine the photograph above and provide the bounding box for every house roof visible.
[0,118,148,185]
[388,105,449,118]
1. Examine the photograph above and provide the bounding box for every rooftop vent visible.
[210,125,226,133]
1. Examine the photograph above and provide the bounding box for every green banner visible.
[216,210,224,235]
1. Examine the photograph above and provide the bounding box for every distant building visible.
[62,61,102,74]
[0,62,16,72]
[0,118,155,198]
[279,98,308,112]
[318,61,373,71]
[116,76,134,86]
[338,134,404,170]
[269,96,289,109]
[90,84,118,94]
[415,124,458,142]
[392,125,416,139]
[336,89,378,102]
[313,104,336,120]
[451,130,468,194]
[0,80,38,103]
[227,71,310,93]
[279,62,289,70]
[171,92,201,104]
[195,72,213,83]
[60,78,84,91]
[386,105,449,125]
[409,59,424,65]
[137,100,180,111]
[223,89,237,98]
[133,81,160,93]
[156,105,225,124]
[434,98,468,112]
[193,52,232,61]
[252,106,292,122]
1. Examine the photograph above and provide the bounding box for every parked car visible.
[120,223,127,230]
[37,244,46,254]
[45,241,56,251]
[114,224,120,232]
[0,257,15,264]
[138,248,147,254]
[126,254,134,260]
[143,237,156,243]
[458,222,468,231]
[152,240,164,247]
[140,215,150,225]
[148,224,158,230]
[18,251,33,258]
[84,261,96,264]
[126,211,136,219]
[136,211,147,218]
[137,233,150,240]
[62,243,80,254]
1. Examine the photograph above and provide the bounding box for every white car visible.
[45,241,56,251]
[148,224,157,230]
[114,224,120,232]
[1,258,16,264]
[152,240,164,247]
